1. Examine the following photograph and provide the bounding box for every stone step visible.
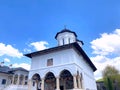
[2,85,28,90]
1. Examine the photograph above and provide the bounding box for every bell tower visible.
[55,28,84,46]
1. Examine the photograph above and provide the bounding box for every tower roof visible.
[55,28,77,39]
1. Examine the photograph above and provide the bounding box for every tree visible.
[102,65,120,90]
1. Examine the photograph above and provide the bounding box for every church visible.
[25,29,97,90]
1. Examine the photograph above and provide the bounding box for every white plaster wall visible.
[14,70,28,76]
[72,49,97,90]
[29,49,78,79]
[29,48,97,89]
[0,73,9,89]
[73,50,94,77]
[83,72,97,90]
[31,49,75,70]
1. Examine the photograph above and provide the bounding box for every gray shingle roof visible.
[0,66,28,74]
[55,29,77,39]
[0,66,12,74]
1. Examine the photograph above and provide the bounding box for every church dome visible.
[55,28,77,39]
[55,28,77,46]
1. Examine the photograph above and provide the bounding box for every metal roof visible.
[0,66,28,74]
[55,29,77,39]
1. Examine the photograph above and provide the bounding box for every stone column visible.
[12,75,15,84]
[78,75,82,88]
[17,75,20,85]
[73,75,77,89]
[22,75,25,85]
[56,77,60,90]
[28,79,32,90]
[41,78,44,90]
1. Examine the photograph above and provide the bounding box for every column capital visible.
[41,78,45,80]
[73,74,77,77]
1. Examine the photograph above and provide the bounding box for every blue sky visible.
[0,0,120,79]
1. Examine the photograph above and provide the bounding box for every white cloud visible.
[4,58,10,63]
[30,41,49,51]
[23,48,32,53]
[91,29,120,56]
[90,29,120,80]
[12,63,30,70]
[0,43,23,58]
[92,56,120,79]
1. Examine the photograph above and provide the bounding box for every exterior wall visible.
[72,49,97,90]
[0,73,9,89]
[29,47,97,90]
[30,49,75,71]
[29,48,77,79]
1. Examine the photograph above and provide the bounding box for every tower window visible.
[69,38,70,44]
[47,58,53,66]
[63,39,64,45]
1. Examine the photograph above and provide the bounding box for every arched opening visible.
[44,72,56,90]
[8,75,12,85]
[60,69,73,90]
[32,73,41,90]
[14,74,18,84]
[19,75,24,85]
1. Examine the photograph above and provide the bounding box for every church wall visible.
[29,47,97,90]
[83,72,97,90]
[29,48,78,79]
[72,50,94,77]
[72,49,97,90]
[31,48,75,70]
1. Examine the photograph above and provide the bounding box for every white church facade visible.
[25,29,97,90]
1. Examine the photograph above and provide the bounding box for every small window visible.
[25,76,28,80]
[47,58,53,66]
[2,79,6,85]
[25,82,27,85]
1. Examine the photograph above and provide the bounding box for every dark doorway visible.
[60,86,64,90]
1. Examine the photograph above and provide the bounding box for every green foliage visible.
[102,65,120,90]
[96,78,104,82]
